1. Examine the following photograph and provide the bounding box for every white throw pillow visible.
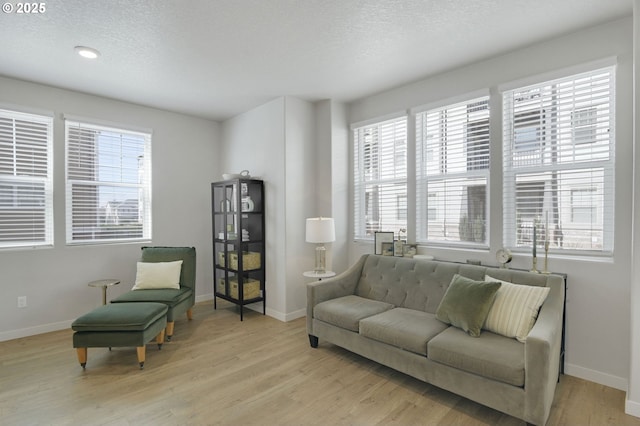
[483,274,550,342]
[132,260,183,290]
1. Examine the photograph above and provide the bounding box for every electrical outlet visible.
[17,296,27,308]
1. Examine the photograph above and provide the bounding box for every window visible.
[353,115,407,240]
[0,109,53,248]
[571,188,597,223]
[65,119,152,244]
[416,96,490,245]
[503,66,614,253]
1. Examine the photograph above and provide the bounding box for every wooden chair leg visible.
[76,347,88,369]
[136,346,146,369]
[166,321,175,340]
[186,308,193,320]
[156,329,165,349]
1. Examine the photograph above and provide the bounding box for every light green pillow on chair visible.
[436,274,502,337]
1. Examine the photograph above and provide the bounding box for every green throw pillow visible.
[436,274,502,337]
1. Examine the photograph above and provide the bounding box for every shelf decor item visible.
[496,248,512,269]
[305,217,336,274]
[374,231,394,255]
[212,178,265,321]
[531,219,539,273]
[543,211,550,274]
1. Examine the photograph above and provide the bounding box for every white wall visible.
[314,100,349,274]
[627,0,640,418]
[330,101,350,274]
[220,98,287,317]
[346,17,634,390]
[284,97,317,318]
[0,76,220,341]
[220,96,317,321]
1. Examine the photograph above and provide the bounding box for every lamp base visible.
[314,245,326,274]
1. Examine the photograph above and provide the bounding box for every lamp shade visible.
[306,217,335,243]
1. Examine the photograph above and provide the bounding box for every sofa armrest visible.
[306,254,368,335]
[524,275,565,424]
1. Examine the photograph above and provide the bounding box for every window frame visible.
[502,65,615,255]
[352,114,408,241]
[414,94,491,248]
[0,108,54,249]
[64,118,152,245]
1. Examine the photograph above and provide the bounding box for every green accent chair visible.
[111,246,196,340]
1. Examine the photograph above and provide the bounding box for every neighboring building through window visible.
[0,109,53,249]
[353,115,407,240]
[503,66,614,253]
[65,119,152,244]
[416,95,490,246]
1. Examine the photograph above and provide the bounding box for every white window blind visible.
[503,66,614,254]
[65,120,152,244]
[0,109,53,248]
[416,96,490,246]
[353,116,407,240]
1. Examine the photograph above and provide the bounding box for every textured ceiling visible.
[0,0,633,121]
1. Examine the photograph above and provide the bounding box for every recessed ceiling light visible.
[74,46,100,59]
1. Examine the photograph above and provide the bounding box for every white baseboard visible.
[202,292,305,323]
[626,398,640,418]
[0,320,73,342]
[195,293,214,303]
[564,363,628,391]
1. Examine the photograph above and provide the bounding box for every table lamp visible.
[306,217,335,274]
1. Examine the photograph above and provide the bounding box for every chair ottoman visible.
[72,302,168,370]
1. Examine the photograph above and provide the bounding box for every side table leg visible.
[101,286,107,305]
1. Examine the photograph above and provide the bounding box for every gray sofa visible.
[306,254,565,426]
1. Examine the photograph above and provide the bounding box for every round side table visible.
[88,279,121,305]
[303,271,336,281]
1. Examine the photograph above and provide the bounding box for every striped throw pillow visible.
[483,275,550,342]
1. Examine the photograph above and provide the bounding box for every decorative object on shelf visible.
[496,248,512,269]
[530,218,539,273]
[306,217,335,274]
[222,169,251,180]
[381,242,394,256]
[374,231,394,255]
[403,244,417,258]
[543,211,550,274]
[241,197,254,212]
[393,239,404,257]
[394,228,406,257]
[240,182,255,212]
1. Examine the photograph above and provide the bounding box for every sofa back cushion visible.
[354,255,556,315]
[355,255,474,313]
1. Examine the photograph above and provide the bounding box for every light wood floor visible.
[1,300,639,426]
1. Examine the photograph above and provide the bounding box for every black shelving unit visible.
[211,179,265,320]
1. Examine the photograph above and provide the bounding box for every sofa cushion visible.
[483,274,551,342]
[435,274,501,337]
[359,308,449,356]
[427,326,525,387]
[314,295,394,332]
